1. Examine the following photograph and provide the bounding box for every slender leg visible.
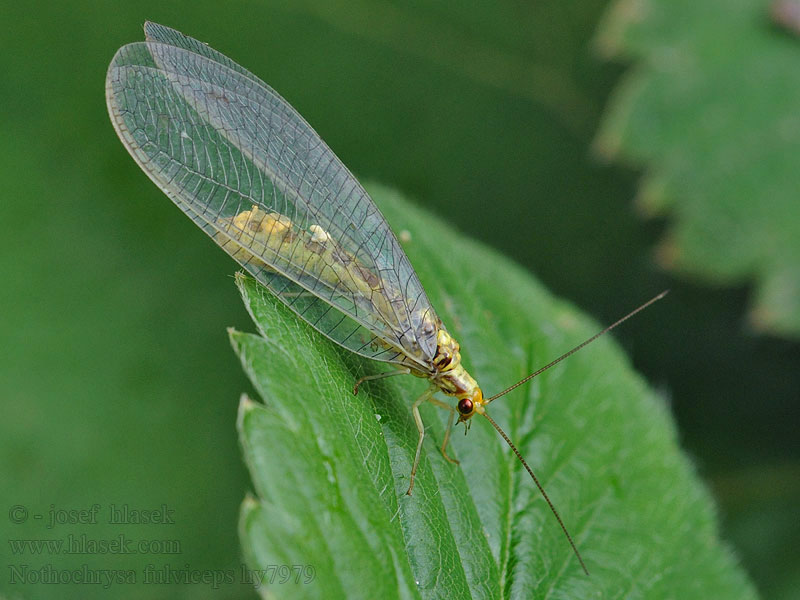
[429,397,459,465]
[353,367,410,395]
[407,387,434,495]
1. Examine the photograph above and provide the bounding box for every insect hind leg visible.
[352,367,410,395]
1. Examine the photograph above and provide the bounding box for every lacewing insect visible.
[106,22,667,576]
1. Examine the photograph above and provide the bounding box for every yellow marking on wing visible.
[213,206,442,369]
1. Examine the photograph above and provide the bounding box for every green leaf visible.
[594,0,800,338]
[231,184,756,599]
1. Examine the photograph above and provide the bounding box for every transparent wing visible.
[106,23,439,367]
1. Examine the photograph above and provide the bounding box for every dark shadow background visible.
[1,2,797,598]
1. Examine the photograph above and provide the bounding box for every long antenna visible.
[486,290,669,404]
[483,411,589,575]
[479,290,668,576]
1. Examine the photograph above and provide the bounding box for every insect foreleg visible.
[428,397,460,465]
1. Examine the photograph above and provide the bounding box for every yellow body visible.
[422,329,485,421]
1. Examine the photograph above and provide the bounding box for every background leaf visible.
[232,184,756,599]
[594,0,800,337]
[2,3,795,598]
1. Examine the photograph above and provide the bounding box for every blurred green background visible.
[1,1,797,599]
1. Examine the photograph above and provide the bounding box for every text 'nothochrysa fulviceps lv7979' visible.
[106,21,668,577]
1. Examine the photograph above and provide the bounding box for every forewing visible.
[106,23,439,366]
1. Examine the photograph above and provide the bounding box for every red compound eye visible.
[457,398,473,415]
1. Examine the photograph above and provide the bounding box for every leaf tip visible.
[654,234,681,270]
[635,172,671,217]
[227,327,243,352]
[237,494,263,550]
[234,270,255,303]
[241,492,260,513]
[591,128,623,162]
[237,393,261,433]
[594,0,650,59]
